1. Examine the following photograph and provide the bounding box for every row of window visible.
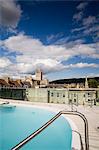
[50,99,92,104]
[51,92,93,98]
[51,92,65,97]
[50,101,65,104]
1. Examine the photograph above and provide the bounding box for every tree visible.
[88,79,98,88]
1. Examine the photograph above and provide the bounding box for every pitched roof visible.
[9,80,22,87]
[0,79,9,86]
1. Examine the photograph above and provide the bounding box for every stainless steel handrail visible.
[72,130,84,150]
[11,111,89,150]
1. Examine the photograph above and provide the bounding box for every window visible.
[57,93,59,97]
[63,94,65,97]
[88,93,91,96]
[74,93,76,97]
[51,93,53,97]
[74,99,76,102]
[69,99,72,103]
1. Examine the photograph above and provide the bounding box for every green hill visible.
[50,77,99,85]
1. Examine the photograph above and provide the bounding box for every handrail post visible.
[60,111,89,150]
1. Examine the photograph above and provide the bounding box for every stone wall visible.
[26,88,48,103]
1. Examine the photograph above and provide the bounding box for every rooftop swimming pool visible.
[0,105,72,150]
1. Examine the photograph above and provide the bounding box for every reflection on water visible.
[0,105,16,112]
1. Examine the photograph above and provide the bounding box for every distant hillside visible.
[50,77,99,84]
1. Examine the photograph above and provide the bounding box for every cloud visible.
[71,16,99,33]
[72,15,99,41]
[77,2,88,10]
[1,33,99,59]
[0,0,22,28]
[16,58,66,74]
[0,33,99,77]
[2,33,74,61]
[73,11,83,21]
[83,16,97,26]
[0,57,12,68]
[69,62,99,68]
[73,2,88,22]
[2,34,43,54]
[71,26,86,33]
[83,25,99,35]
[46,33,64,44]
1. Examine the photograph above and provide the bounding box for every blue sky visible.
[0,0,99,81]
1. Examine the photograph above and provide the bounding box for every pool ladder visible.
[11,111,89,150]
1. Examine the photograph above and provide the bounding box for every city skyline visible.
[0,0,99,81]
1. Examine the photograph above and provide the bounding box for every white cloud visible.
[0,57,12,68]
[69,62,99,68]
[71,26,86,33]
[0,0,22,28]
[83,16,97,26]
[3,33,99,59]
[73,2,88,22]
[83,25,99,35]
[3,34,43,54]
[1,33,99,60]
[46,33,64,44]
[2,33,74,61]
[77,2,88,10]
[73,11,83,21]
[72,14,99,41]
[16,58,66,74]
[0,33,99,77]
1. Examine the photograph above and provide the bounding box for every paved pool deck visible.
[0,99,99,150]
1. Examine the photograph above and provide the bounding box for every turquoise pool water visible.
[0,105,72,150]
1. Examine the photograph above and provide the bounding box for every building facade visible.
[26,88,48,103]
[26,88,97,105]
[68,89,96,105]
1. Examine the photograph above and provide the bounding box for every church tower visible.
[35,69,43,81]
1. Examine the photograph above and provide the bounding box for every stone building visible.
[35,69,43,81]
[26,88,48,103]
[48,88,68,104]
[0,79,9,87]
[68,88,96,105]
[23,69,49,88]
[26,88,97,105]
[35,69,49,87]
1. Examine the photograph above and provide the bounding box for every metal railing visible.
[11,111,89,150]
[72,130,84,150]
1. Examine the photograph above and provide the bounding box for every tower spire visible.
[85,77,89,88]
